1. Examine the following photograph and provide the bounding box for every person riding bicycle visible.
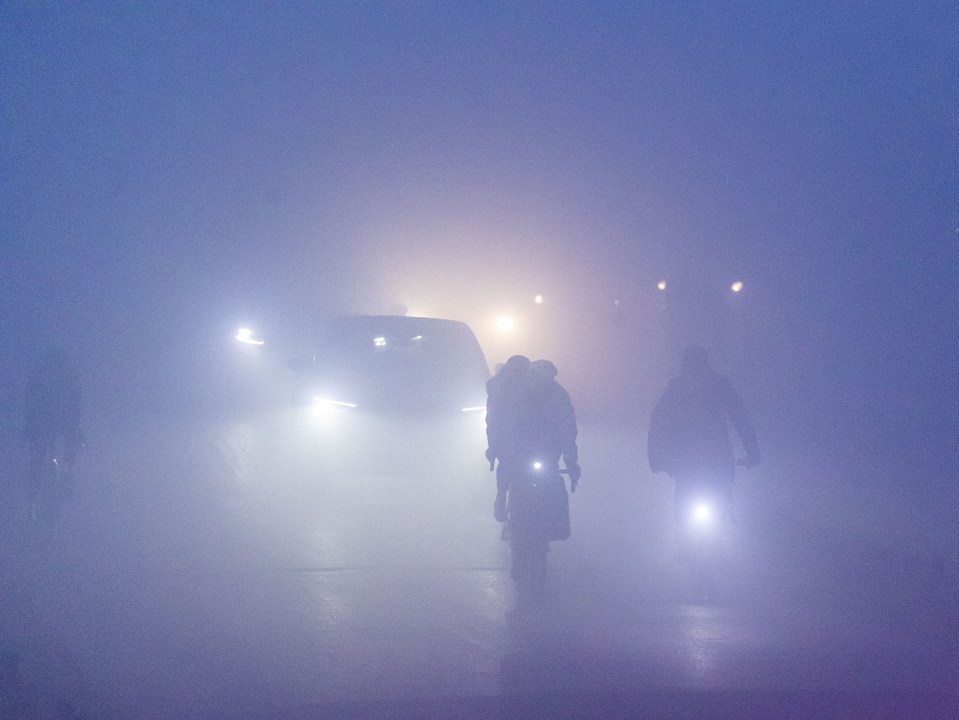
[521,359,580,490]
[487,358,580,584]
[23,345,83,500]
[647,345,759,519]
[486,357,581,520]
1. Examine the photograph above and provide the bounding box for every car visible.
[288,315,491,475]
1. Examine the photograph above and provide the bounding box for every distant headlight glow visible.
[312,397,358,416]
[235,328,264,345]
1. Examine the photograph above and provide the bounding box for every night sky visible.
[2,2,957,442]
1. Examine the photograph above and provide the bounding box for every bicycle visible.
[503,461,571,593]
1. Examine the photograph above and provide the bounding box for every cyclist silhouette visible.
[648,345,759,516]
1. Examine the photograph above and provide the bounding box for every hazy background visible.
[2,1,958,469]
[2,5,959,717]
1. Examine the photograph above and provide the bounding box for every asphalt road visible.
[1,402,957,719]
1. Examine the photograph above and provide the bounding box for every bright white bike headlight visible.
[691,503,714,525]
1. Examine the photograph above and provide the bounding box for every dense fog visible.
[2,3,957,718]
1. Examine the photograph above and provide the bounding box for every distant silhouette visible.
[24,345,83,502]
[647,345,759,516]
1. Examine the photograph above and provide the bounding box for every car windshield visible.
[310,316,489,409]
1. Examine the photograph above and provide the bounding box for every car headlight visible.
[311,397,358,417]
[235,327,264,345]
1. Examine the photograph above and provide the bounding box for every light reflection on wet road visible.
[1,406,957,718]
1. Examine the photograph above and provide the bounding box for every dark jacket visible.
[648,367,758,478]
[486,367,531,463]
[520,379,578,468]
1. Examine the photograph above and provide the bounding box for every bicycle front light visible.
[691,503,713,525]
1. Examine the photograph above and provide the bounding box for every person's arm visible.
[485,394,495,449]
[647,392,671,474]
[484,379,500,462]
[557,388,580,489]
[724,384,760,465]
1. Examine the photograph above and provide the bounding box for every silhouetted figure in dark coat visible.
[648,345,759,514]
[522,359,579,484]
[486,357,580,522]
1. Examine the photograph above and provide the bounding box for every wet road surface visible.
[1,404,957,718]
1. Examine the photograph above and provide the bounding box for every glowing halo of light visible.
[731,281,744,293]
[496,316,516,332]
[311,397,358,417]
[235,328,264,345]
[693,503,713,523]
